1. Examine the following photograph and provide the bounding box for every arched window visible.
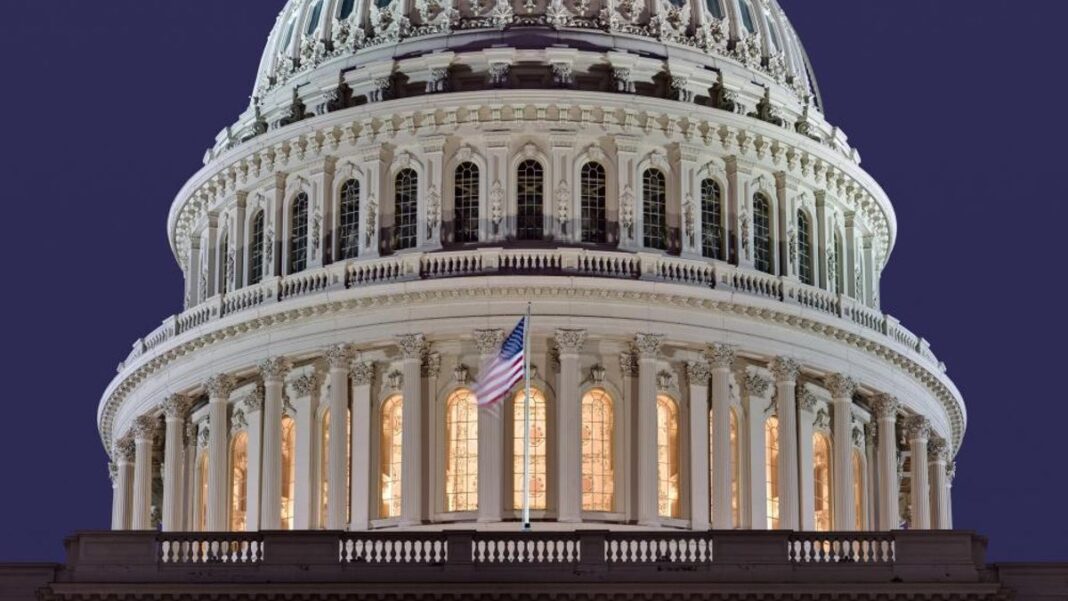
[642,169,667,250]
[581,389,614,512]
[657,395,681,518]
[853,449,865,530]
[305,0,324,35]
[380,394,404,518]
[445,389,479,512]
[338,0,356,18]
[281,416,296,529]
[797,210,814,285]
[516,160,544,240]
[832,231,844,295]
[289,193,309,274]
[753,194,772,274]
[813,433,833,531]
[739,0,756,33]
[701,179,723,260]
[454,162,480,243]
[765,416,780,529]
[706,0,724,19]
[218,231,230,294]
[394,169,418,251]
[513,388,548,510]
[249,211,265,285]
[197,453,208,531]
[580,162,607,243]
[338,179,360,260]
[230,431,248,531]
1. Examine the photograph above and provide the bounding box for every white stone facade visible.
[100,0,962,534]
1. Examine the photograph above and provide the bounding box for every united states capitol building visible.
[4,1,1066,600]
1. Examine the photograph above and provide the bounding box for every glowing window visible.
[701,179,723,260]
[394,169,418,251]
[657,395,681,518]
[753,193,772,274]
[516,160,544,240]
[445,389,479,512]
[281,416,296,529]
[380,395,404,518]
[814,433,833,531]
[580,162,607,243]
[289,193,309,274]
[249,211,265,285]
[581,389,614,512]
[454,162,480,243]
[642,169,667,250]
[853,450,865,530]
[765,416,780,528]
[338,179,360,260]
[797,210,814,285]
[513,388,548,510]
[230,431,248,531]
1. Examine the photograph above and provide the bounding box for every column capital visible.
[205,374,236,399]
[325,343,353,369]
[554,329,587,354]
[769,356,800,382]
[705,343,737,369]
[350,360,375,386]
[291,370,324,397]
[425,352,442,379]
[132,415,158,442]
[798,389,818,413]
[686,360,711,385]
[946,461,957,484]
[927,437,949,463]
[743,371,772,397]
[473,328,505,355]
[619,350,639,377]
[824,373,857,399]
[259,356,293,381]
[113,435,136,462]
[162,394,192,419]
[242,385,265,413]
[905,415,931,441]
[634,333,664,358]
[872,393,900,418]
[397,333,427,359]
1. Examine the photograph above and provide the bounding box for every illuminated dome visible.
[104,0,961,539]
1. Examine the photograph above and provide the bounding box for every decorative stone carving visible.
[555,180,570,229]
[619,185,636,240]
[325,343,353,368]
[385,369,404,391]
[108,462,118,484]
[852,426,865,448]
[554,329,587,354]
[243,386,265,412]
[946,461,957,484]
[928,437,948,462]
[589,364,607,383]
[351,361,375,386]
[798,389,818,413]
[686,360,711,385]
[113,436,136,462]
[769,357,800,382]
[291,371,324,397]
[205,374,236,398]
[397,333,427,359]
[365,193,379,247]
[743,371,771,397]
[634,333,663,358]
[425,352,442,378]
[739,211,752,260]
[905,415,931,440]
[814,408,831,431]
[872,393,900,419]
[489,180,505,231]
[230,409,247,433]
[132,416,157,441]
[453,364,469,385]
[613,68,635,93]
[259,356,292,381]
[474,329,505,355]
[656,369,679,395]
[550,62,574,87]
[488,62,510,87]
[426,185,441,239]
[706,343,736,369]
[162,394,191,419]
[197,424,210,449]
[825,373,857,399]
[619,351,639,377]
[682,194,695,246]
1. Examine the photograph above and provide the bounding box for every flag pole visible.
[522,301,532,531]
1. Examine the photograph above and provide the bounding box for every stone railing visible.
[788,532,896,564]
[120,248,939,374]
[158,532,265,564]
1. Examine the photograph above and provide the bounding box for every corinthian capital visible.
[706,343,737,369]
[905,415,931,441]
[474,329,505,356]
[744,371,772,397]
[871,393,900,419]
[397,333,427,359]
[824,373,857,399]
[259,356,293,381]
[928,437,949,463]
[291,371,324,397]
[205,374,236,399]
[686,360,711,385]
[634,333,664,358]
[242,386,265,413]
[113,435,136,462]
[325,343,353,369]
[350,361,375,386]
[619,351,639,377]
[162,394,192,419]
[769,356,800,382]
[132,415,157,441]
[554,329,587,354]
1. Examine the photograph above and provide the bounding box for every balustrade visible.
[787,533,895,564]
[159,533,264,564]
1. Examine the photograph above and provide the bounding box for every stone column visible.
[259,357,291,529]
[928,438,950,529]
[475,329,506,523]
[620,351,639,522]
[906,416,931,529]
[946,461,956,528]
[826,374,857,531]
[205,375,234,531]
[291,369,324,530]
[741,371,771,529]
[398,334,426,525]
[797,391,817,531]
[686,360,710,530]
[769,357,800,530]
[325,344,353,530]
[161,395,191,532]
[349,360,375,530]
[243,387,264,532]
[707,344,736,529]
[635,333,663,526]
[872,394,900,530]
[131,416,157,530]
[112,436,135,530]
[555,329,586,523]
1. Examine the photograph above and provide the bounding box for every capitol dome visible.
[103,0,961,541]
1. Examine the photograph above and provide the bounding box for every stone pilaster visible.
[686,360,711,530]
[797,390,817,531]
[872,393,900,530]
[242,387,264,532]
[259,357,291,529]
[928,437,950,529]
[205,374,234,531]
[906,415,931,529]
[707,344,736,529]
[826,373,857,531]
[474,329,506,523]
[349,360,375,530]
[290,368,324,529]
[769,357,800,530]
[742,371,771,528]
[131,416,157,530]
[325,344,352,530]
[161,395,191,532]
[398,334,426,525]
[112,435,135,530]
[555,329,586,522]
[634,333,663,526]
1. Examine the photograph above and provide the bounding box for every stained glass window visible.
[516,160,544,240]
[657,395,680,518]
[289,193,309,274]
[230,432,248,531]
[766,416,780,528]
[454,162,480,243]
[445,389,479,512]
[338,179,360,260]
[394,169,418,251]
[753,193,772,274]
[581,389,614,512]
[643,169,667,250]
[813,433,833,531]
[701,179,723,260]
[380,395,404,518]
[580,162,607,243]
[513,388,548,510]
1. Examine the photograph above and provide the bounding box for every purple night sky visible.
[0,0,1064,562]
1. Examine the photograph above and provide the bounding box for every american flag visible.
[473,317,527,407]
